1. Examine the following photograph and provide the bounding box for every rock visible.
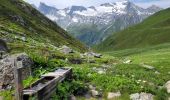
[98,70,105,74]
[15,53,33,68]
[0,96,3,100]
[94,53,102,58]
[87,73,92,77]
[124,60,132,64]
[102,64,110,68]
[21,37,26,42]
[130,93,153,100]
[84,52,102,58]
[107,92,121,99]
[140,93,153,100]
[84,92,91,99]
[155,71,160,74]
[68,58,82,64]
[0,53,33,90]
[141,64,154,70]
[59,45,74,54]
[84,52,94,57]
[91,90,99,97]
[94,68,105,74]
[10,15,26,26]
[89,60,95,63]
[165,81,170,93]
[130,93,140,100]
[89,85,96,90]
[69,94,76,100]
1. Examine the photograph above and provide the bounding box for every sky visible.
[24,0,170,9]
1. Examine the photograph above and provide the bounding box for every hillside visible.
[0,0,87,53]
[96,8,170,51]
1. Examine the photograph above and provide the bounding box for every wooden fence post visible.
[13,59,23,100]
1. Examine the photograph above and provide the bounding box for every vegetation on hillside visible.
[0,0,87,53]
[0,0,170,100]
[96,8,170,51]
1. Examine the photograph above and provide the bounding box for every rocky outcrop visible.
[141,64,155,70]
[84,52,102,58]
[165,81,170,93]
[10,15,26,26]
[130,93,154,100]
[0,53,33,90]
[0,39,9,59]
[90,90,99,97]
[59,45,74,54]
[107,92,121,99]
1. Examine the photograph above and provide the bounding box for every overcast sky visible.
[24,0,170,9]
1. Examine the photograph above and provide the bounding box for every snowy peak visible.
[88,6,97,11]
[68,6,87,15]
[37,1,162,45]
[147,5,162,12]
[100,3,113,7]
[38,2,58,15]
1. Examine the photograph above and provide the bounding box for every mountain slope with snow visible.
[38,1,162,45]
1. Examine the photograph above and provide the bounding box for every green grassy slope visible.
[96,8,170,51]
[0,0,87,53]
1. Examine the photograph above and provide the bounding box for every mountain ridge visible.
[96,8,170,51]
[37,1,162,45]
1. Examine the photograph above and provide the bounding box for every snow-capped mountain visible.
[38,1,162,45]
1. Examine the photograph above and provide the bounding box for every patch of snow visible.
[72,17,78,22]
[96,6,113,13]
[46,14,58,21]
[74,8,97,16]
[58,10,66,16]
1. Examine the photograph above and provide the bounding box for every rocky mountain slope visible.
[37,1,162,45]
[0,0,87,53]
[96,8,170,51]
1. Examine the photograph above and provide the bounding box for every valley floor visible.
[0,43,170,100]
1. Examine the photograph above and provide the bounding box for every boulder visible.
[0,53,33,90]
[59,45,74,54]
[140,93,153,100]
[123,60,132,64]
[69,94,76,100]
[94,53,102,58]
[69,58,82,64]
[89,85,96,90]
[10,15,26,26]
[130,93,140,100]
[165,81,170,93]
[0,96,3,100]
[130,93,153,100]
[84,52,102,58]
[141,64,154,70]
[107,92,121,99]
[91,90,99,97]
[15,53,33,68]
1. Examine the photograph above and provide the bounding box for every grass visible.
[0,0,87,53]
[96,8,170,51]
[0,0,170,99]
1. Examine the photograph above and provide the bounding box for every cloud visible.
[24,0,170,9]
[135,0,170,8]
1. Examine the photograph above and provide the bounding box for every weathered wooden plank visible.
[23,68,72,100]
[13,60,23,100]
